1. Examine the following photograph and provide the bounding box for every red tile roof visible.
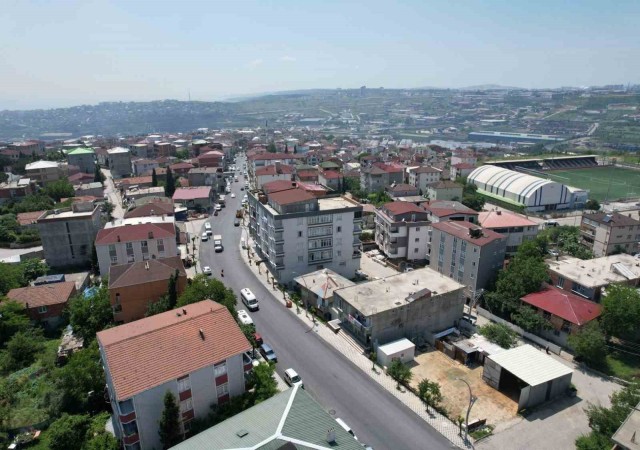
[7,281,77,308]
[422,200,478,217]
[96,222,176,245]
[521,285,602,326]
[120,176,153,186]
[172,187,211,200]
[17,210,46,226]
[269,188,316,206]
[388,183,418,192]
[431,221,505,246]
[169,162,195,170]
[124,201,174,219]
[453,163,476,169]
[320,170,343,180]
[255,164,294,176]
[381,201,425,216]
[249,152,303,161]
[109,256,186,289]
[413,166,441,174]
[97,300,251,400]
[262,180,298,194]
[478,210,538,228]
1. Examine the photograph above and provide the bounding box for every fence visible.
[476,307,563,355]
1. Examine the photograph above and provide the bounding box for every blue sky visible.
[1,0,639,109]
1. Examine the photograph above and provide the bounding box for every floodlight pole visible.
[456,378,477,444]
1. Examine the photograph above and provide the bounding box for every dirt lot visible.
[410,350,518,425]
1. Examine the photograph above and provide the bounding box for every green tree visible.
[601,284,640,339]
[102,200,115,222]
[284,143,289,154]
[511,305,551,333]
[84,432,120,450]
[251,363,278,403]
[165,167,176,197]
[145,295,171,317]
[387,359,413,389]
[417,378,443,413]
[167,270,179,309]
[293,144,297,154]
[44,179,75,202]
[575,432,614,450]
[20,258,48,282]
[478,323,517,349]
[90,243,98,274]
[152,168,158,187]
[0,327,44,373]
[67,284,114,342]
[585,199,600,211]
[568,321,607,368]
[93,165,105,184]
[0,263,26,295]
[266,142,277,153]
[159,391,181,449]
[47,413,90,450]
[460,181,485,211]
[0,300,30,346]
[177,274,237,317]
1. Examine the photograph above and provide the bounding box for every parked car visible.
[284,368,303,388]
[237,309,254,326]
[201,233,209,241]
[548,249,560,257]
[259,343,277,363]
[231,193,236,198]
[252,331,263,346]
[202,266,212,275]
[240,186,244,191]
[234,219,240,226]
[215,204,222,211]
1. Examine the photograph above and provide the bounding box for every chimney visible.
[496,210,502,215]
[326,428,336,444]
[145,261,149,270]
[199,329,205,340]
[183,309,187,315]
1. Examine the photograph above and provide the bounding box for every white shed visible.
[376,338,415,367]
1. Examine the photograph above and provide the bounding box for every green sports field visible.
[545,166,640,202]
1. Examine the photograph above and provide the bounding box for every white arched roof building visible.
[467,165,587,212]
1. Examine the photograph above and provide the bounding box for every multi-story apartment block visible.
[248,183,363,285]
[95,216,179,276]
[9,140,45,157]
[132,158,159,176]
[254,162,294,189]
[360,164,404,194]
[408,166,442,193]
[375,202,430,261]
[25,160,66,186]
[429,221,506,297]
[580,212,640,257]
[450,149,477,166]
[97,300,252,450]
[67,148,96,174]
[426,180,464,201]
[107,147,133,179]
[0,178,36,204]
[478,210,539,256]
[37,204,102,268]
[450,162,476,180]
[247,152,304,175]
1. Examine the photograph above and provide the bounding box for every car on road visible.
[215,204,222,211]
[214,242,223,252]
[548,249,560,257]
[259,343,277,363]
[230,193,236,198]
[201,233,208,241]
[240,186,244,191]
[284,368,303,388]
[202,266,212,275]
[237,309,254,326]
[234,219,240,226]
[240,287,259,311]
[252,331,263,346]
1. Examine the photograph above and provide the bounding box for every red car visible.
[252,331,263,346]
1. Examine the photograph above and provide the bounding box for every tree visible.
[93,165,105,184]
[266,142,277,153]
[478,323,517,349]
[0,301,30,346]
[177,274,237,318]
[20,258,48,282]
[575,432,615,450]
[511,305,551,333]
[585,199,600,211]
[601,284,640,339]
[47,413,90,450]
[568,321,607,368]
[417,378,443,413]
[90,243,98,274]
[459,180,485,211]
[145,295,171,317]
[284,143,289,154]
[0,263,26,295]
[152,168,158,187]
[167,270,179,309]
[102,200,115,222]
[67,284,114,342]
[158,391,181,449]
[44,179,75,202]
[0,327,44,373]
[251,363,278,403]
[165,167,176,197]
[293,145,298,154]
[387,359,413,389]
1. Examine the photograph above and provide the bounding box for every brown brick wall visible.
[110,276,187,323]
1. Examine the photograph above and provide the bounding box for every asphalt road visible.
[199,162,455,450]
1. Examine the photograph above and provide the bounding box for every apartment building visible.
[109,256,187,323]
[408,166,442,193]
[478,210,539,256]
[97,300,252,450]
[360,164,404,194]
[385,183,419,198]
[254,162,294,189]
[195,150,225,168]
[422,200,478,223]
[95,216,179,276]
[107,147,133,178]
[248,184,363,285]
[132,159,159,176]
[375,202,430,261]
[25,160,66,186]
[0,178,35,204]
[247,152,304,175]
[37,204,102,269]
[426,180,464,201]
[580,212,640,257]
[67,148,96,173]
[429,221,506,297]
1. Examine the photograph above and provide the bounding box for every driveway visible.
[101,168,125,219]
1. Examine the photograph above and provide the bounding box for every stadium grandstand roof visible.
[468,165,556,203]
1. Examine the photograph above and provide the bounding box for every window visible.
[141,240,149,260]
[122,420,138,437]
[298,255,304,262]
[38,305,47,314]
[126,242,134,262]
[543,311,551,320]
[216,382,229,397]
[157,239,165,254]
[337,250,342,256]
[179,398,193,414]
[415,238,419,242]
[337,226,342,232]
[119,399,134,415]
[109,244,117,264]
[561,320,572,333]
[556,276,565,288]
[414,248,419,253]
[298,231,303,238]
[178,376,191,393]
[214,362,227,377]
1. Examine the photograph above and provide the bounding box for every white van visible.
[204,222,212,236]
[240,288,259,311]
[335,418,358,441]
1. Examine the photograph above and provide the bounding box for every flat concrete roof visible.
[334,267,464,316]
[488,344,572,387]
[612,401,640,450]
[318,196,360,211]
[378,338,415,355]
[39,208,96,220]
[548,254,640,288]
[105,215,175,229]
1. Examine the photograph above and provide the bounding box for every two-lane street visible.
[199,162,455,450]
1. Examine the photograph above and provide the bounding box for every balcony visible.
[274,221,283,231]
[352,249,362,258]
[123,433,140,445]
[353,224,362,233]
[353,237,361,245]
[274,232,284,242]
[389,227,399,234]
[275,245,284,255]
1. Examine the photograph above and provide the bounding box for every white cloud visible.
[280,55,296,62]
[247,59,263,68]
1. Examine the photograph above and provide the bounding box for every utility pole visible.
[456,378,477,444]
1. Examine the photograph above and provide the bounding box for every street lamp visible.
[456,378,477,444]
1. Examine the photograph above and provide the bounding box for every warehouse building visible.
[467,165,588,212]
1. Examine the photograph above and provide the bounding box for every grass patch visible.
[605,352,640,381]
[470,424,494,440]
[546,166,640,201]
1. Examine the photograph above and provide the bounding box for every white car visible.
[202,266,212,275]
[237,309,254,326]
[284,368,303,388]
[231,193,236,198]
[201,233,208,241]
[215,204,222,211]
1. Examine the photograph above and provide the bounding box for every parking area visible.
[410,350,518,426]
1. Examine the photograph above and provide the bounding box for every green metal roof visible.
[67,147,95,155]
[172,386,363,450]
[476,188,525,207]
[319,161,340,169]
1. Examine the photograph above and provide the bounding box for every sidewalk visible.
[238,233,468,449]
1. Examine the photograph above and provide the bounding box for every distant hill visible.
[460,84,525,91]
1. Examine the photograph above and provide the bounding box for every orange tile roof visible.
[478,210,537,228]
[97,300,251,401]
[7,281,77,308]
